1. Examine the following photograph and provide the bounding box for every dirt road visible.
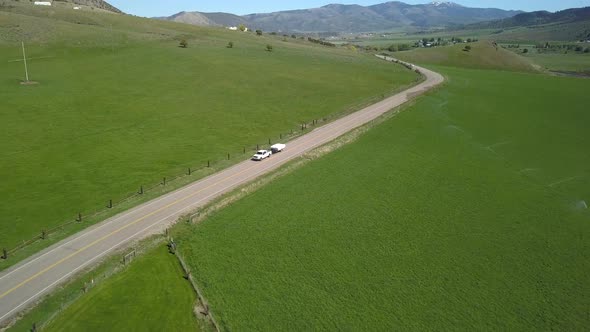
[0,58,443,326]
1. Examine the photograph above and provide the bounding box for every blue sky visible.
[109,0,590,17]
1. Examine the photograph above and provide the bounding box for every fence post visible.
[2,248,7,260]
[268,138,271,145]
[207,160,210,168]
[108,199,113,209]
[162,177,166,185]
[301,123,304,130]
[188,168,191,175]
[227,153,230,160]
[31,323,37,332]
[280,133,282,139]
[76,212,82,222]
[139,186,144,195]
[41,230,46,240]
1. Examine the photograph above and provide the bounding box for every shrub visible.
[179,39,187,48]
[256,30,263,36]
[398,44,411,51]
[307,37,336,47]
[227,41,233,48]
[266,44,273,52]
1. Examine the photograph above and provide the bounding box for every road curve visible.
[0,58,443,326]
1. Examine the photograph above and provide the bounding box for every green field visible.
[394,41,536,71]
[500,45,590,73]
[0,4,417,254]
[526,52,590,72]
[39,245,200,331]
[334,28,496,47]
[175,65,590,330]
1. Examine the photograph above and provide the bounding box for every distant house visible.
[73,6,81,10]
[228,27,238,31]
[34,1,52,6]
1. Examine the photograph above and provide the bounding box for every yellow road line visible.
[0,158,263,300]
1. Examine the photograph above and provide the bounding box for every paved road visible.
[0,58,443,326]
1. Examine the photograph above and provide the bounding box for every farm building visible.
[34,1,52,6]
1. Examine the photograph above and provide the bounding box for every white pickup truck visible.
[251,150,272,161]
[270,143,286,153]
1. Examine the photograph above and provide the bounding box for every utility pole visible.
[110,24,115,54]
[22,41,30,82]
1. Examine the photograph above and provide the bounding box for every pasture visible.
[500,44,590,73]
[176,66,590,330]
[0,4,417,257]
[394,41,536,71]
[40,245,200,332]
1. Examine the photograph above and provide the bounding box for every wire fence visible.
[171,240,221,332]
[1,101,388,261]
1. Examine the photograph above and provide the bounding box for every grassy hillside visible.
[0,4,417,255]
[176,67,590,330]
[394,40,537,71]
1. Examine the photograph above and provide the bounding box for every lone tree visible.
[238,24,246,32]
[256,29,263,36]
[522,48,529,54]
[179,39,188,48]
[227,41,234,48]
[266,44,273,52]
[463,45,472,52]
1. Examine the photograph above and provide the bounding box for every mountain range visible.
[467,6,590,29]
[157,1,523,32]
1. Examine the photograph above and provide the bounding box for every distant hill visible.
[395,41,537,72]
[468,7,590,29]
[464,7,590,41]
[1,0,122,13]
[157,11,248,27]
[157,1,522,32]
[53,0,122,14]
